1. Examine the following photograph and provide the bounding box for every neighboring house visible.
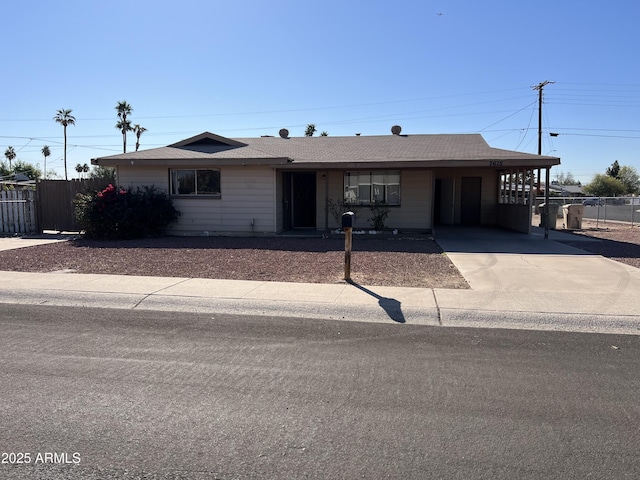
[547,182,584,197]
[92,128,560,236]
[0,174,36,191]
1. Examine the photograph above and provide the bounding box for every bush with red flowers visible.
[75,184,179,239]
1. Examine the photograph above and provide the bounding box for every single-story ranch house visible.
[92,127,560,236]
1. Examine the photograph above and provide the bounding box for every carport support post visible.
[344,227,352,281]
[544,167,550,239]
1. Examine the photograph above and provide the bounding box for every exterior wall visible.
[433,168,498,225]
[478,169,498,225]
[274,171,284,233]
[497,204,531,233]
[317,169,433,232]
[114,163,510,234]
[116,165,276,235]
[116,165,169,191]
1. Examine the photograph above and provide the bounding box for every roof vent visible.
[391,125,402,135]
[279,128,289,139]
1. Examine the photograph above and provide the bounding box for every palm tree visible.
[4,146,16,170]
[115,101,133,153]
[304,124,317,137]
[53,108,76,180]
[41,145,51,179]
[133,124,147,152]
[75,163,90,179]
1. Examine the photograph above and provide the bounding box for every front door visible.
[434,178,455,225]
[460,176,482,225]
[286,172,316,229]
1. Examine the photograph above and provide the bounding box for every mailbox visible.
[341,211,355,229]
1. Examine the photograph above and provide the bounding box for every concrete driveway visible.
[433,226,640,323]
[434,226,640,292]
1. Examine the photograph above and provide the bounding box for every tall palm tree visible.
[41,145,51,179]
[115,101,133,153]
[133,124,147,152]
[4,146,16,170]
[53,108,76,180]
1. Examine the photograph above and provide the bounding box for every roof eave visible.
[92,157,291,167]
[276,157,561,169]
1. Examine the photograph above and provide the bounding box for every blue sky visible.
[2,0,639,184]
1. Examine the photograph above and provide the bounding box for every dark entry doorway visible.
[283,172,316,229]
[460,176,482,225]
[434,178,455,225]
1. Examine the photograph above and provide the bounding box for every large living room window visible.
[344,171,400,205]
[170,169,221,197]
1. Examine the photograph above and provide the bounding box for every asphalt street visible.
[1,304,639,479]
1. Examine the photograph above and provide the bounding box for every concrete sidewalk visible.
[0,229,639,335]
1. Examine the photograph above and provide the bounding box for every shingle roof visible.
[92,131,560,168]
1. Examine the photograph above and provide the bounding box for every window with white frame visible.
[170,169,221,197]
[344,171,400,205]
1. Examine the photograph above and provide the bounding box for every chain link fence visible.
[534,196,639,226]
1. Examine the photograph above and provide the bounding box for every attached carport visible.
[432,155,559,235]
[497,161,559,235]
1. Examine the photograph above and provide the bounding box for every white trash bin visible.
[539,203,559,230]
[562,204,585,230]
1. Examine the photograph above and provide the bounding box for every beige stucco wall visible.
[113,164,504,235]
[116,165,276,235]
[316,169,433,231]
[433,168,499,225]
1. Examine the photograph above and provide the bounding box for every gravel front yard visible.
[0,234,469,289]
[1,221,638,288]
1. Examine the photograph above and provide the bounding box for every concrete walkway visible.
[0,229,639,335]
[0,233,74,251]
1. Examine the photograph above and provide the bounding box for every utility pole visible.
[532,80,554,239]
[533,80,554,155]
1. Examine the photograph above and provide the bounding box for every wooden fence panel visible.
[36,179,111,232]
[0,189,37,234]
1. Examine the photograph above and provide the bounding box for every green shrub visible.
[368,200,390,230]
[74,184,179,239]
[328,198,361,228]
